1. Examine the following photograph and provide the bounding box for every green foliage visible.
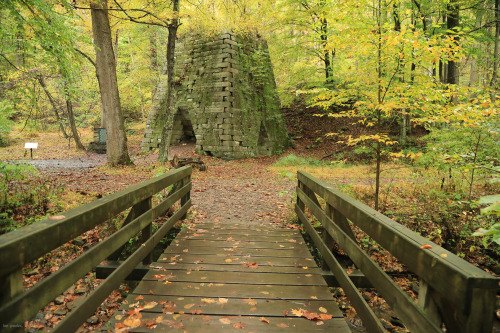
[274,154,323,167]
[0,161,64,233]
[0,101,14,146]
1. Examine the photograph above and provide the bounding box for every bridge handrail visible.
[0,165,192,332]
[296,170,497,333]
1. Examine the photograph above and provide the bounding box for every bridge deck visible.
[105,221,350,332]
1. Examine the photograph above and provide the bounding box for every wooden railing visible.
[0,166,192,332]
[295,170,497,333]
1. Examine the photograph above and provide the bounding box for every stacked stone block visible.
[141,32,288,159]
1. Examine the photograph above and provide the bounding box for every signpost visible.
[24,142,38,159]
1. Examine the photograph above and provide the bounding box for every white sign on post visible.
[24,142,38,159]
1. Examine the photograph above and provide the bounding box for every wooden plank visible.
[187,224,293,233]
[163,246,314,258]
[149,262,324,274]
[0,166,192,277]
[157,254,317,267]
[133,281,334,300]
[172,239,304,249]
[182,229,302,239]
[102,313,349,332]
[116,294,344,318]
[141,270,328,286]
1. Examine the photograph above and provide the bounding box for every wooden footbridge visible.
[0,166,497,332]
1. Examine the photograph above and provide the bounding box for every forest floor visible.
[1,106,497,332]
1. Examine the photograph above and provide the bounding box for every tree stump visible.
[171,155,207,171]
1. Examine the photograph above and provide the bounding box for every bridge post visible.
[180,174,191,220]
[0,268,23,332]
[139,196,153,265]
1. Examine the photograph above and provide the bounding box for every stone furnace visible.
[141,32,288,159]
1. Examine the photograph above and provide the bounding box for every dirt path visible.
[190,160,295,227]
[20,143,297,229]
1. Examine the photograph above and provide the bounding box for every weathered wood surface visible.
[0,166,193,332]
[296,170,498,333]
[103,222,350,332]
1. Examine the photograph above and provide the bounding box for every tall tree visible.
[90,0,132,165]
[158,0,180,162]
[447,0,460,86]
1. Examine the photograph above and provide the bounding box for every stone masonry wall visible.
[141,32,288,159]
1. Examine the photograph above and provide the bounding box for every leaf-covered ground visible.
[2,110,497,332]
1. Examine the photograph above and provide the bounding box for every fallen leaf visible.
[260,317,270,324]
[123,314,142,328]
[225,259,233,263]
[219,318,231,325]
[162,319,184,329]
[115,322,126,330]
[162,301,176,314]
[233,322,247,329]
[183,248,189,252]
[243,262,259,268]
[242,298,257,306]
[135,295,144,300]
[155,316,164,323]
[292,308,305,317]
[49,215,66,220]
[310,296,318,299]
[218,298,229,304]
[250,307,257,311]
[191,309,203,315]
[184,303,195,309]
[319,307,327,313]
[202,298,216,303]
[421,244,432,249]
[145,320,156,329]
[440,253,447,258]
[143,301,158,309]
[277,323,288,328]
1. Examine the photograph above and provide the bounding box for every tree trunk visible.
[446,1,460,86]
[320,17,333,82]
[129,36,145,120]
[491,0,499,97]
[36,76,69,138]
[158,0,180,162]
[150,30,159,96]
[63,81,85,150]
[91,0,132,166]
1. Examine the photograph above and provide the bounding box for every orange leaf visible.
[233,322,247,329]
[135,295,144,300]
[277,323,288,327]
[219,318,231,325]
[260,317,270,324]
[49,215,66,220]
[421,244,432,249]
